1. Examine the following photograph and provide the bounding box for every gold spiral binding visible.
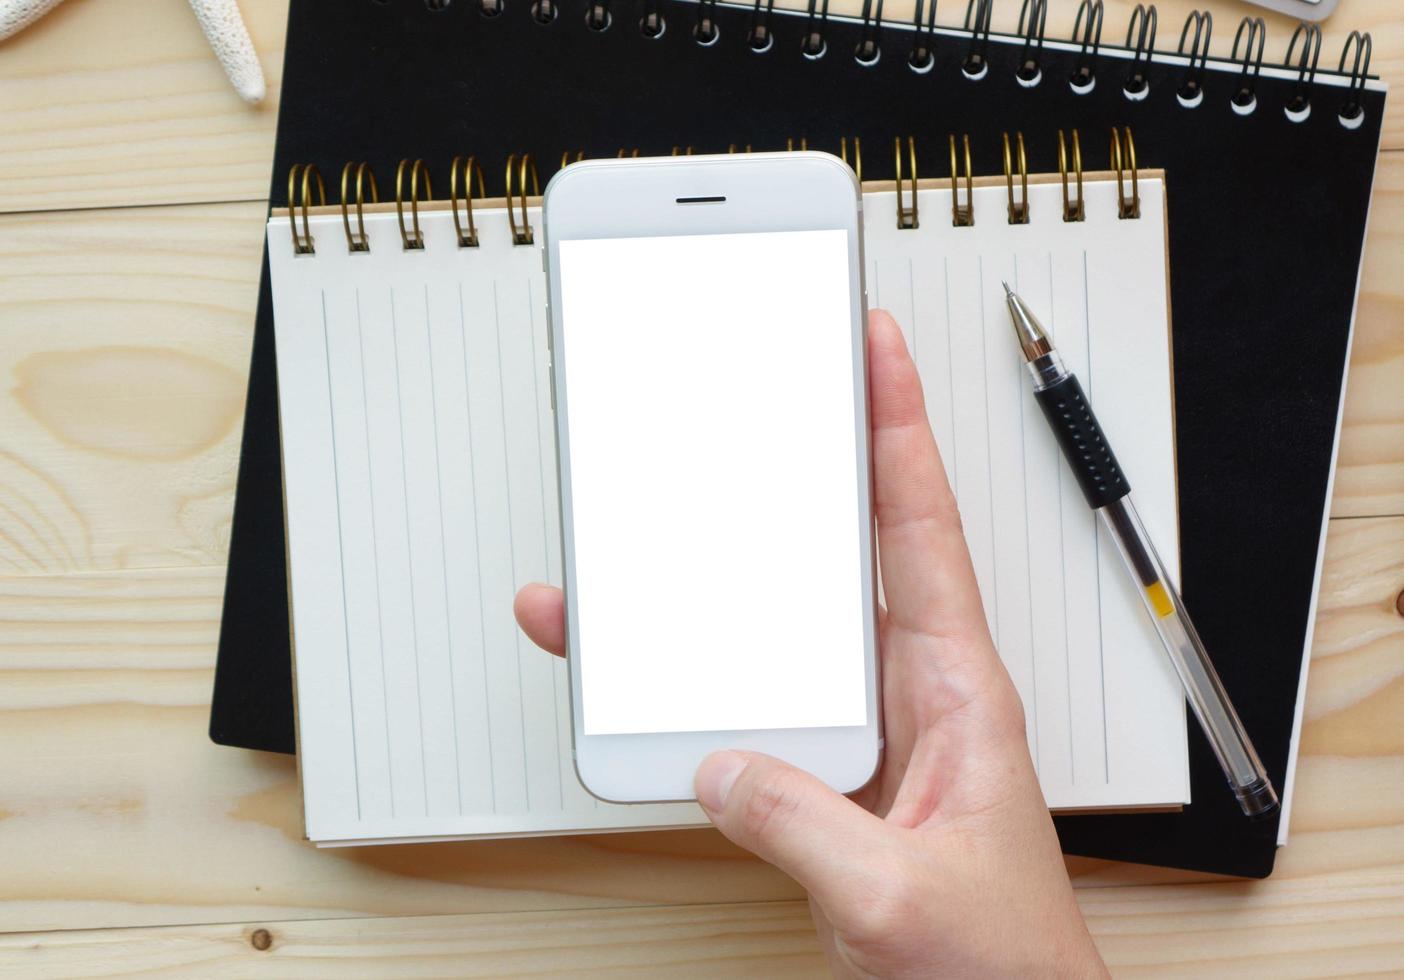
[395,159,433,250]
[287,164,326,255]
[450,156,487,248]
[840,137,862,183]
[1003,131,1029,224]
[895,136,918,229]
[560,150,585,171]
[671,146,694,156]
[505,153,541,245]
[616,148,640,158]
[949,134,974,227]
[1109,126,1140,219]
[339,162,378,253]
[1058,129,1085,222]
[728,143,753,154]
[786,137,809,151]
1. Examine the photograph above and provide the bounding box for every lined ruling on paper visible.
[268,177,1185,843]
[864,179,1185,812]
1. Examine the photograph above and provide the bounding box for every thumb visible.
[696,751,892,906]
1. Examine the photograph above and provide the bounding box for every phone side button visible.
[547,356,556,411]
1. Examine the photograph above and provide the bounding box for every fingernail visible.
[695,751,748,812]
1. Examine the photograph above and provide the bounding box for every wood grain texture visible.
[1084,871,1404,976]
[0,0,285,214]
[1332,150,1404,519]
[4,869,1404,978]
[0,0,1401,214]
[0,202,265,573]
[0,901,829,979]
[1277,517,1404,887]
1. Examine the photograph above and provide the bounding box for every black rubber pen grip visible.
[1033,375,1131,509]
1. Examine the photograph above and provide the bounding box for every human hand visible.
[514,310,1107,977]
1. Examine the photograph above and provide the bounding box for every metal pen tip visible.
[1003,285,1052,363]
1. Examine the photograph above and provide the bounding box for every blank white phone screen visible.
[557,229,869,736]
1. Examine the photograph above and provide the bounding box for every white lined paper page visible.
[864,177,1186,809]
[269,175,1186,844]
[271,207,701,843]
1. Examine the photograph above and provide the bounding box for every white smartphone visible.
[542,152,882,803]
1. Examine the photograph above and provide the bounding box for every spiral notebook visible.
[269,165,1182,843]
[212,0,1386,873]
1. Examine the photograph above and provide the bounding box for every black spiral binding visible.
[1229,15,1265,114]
[1015,0,1046,87]
[1338,31,1372,128]
[693,0,718,45]
[1175,10,1211,107]
[402,0,1376,129]
[584,0,609,31]
[1069,0,1102,93]
[800,0,828,58]
[1284,23,1322,122]
[529,0,556,25]
[908,0,937,73]
[961,0,992,79]
[639,0,664,37]
[1123,3,1157,99]
[855,0,883,65]
[748,0,774,51]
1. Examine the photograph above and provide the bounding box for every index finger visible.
[867,309,989,644]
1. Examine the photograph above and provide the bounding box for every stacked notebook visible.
[269,170,1183,843]
[213,0,1387,876]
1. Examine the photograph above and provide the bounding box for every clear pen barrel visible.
[1097,497,1279,817]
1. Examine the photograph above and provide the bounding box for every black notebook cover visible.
[210,0,1385,878]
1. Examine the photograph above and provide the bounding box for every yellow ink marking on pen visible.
[1146,581,1174,618]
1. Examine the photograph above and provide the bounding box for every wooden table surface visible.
[1,0,1401,974]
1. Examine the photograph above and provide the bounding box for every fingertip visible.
[867,308,906,356]
[514,583,566,657]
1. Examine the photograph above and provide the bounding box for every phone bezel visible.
[542,152,881,804]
